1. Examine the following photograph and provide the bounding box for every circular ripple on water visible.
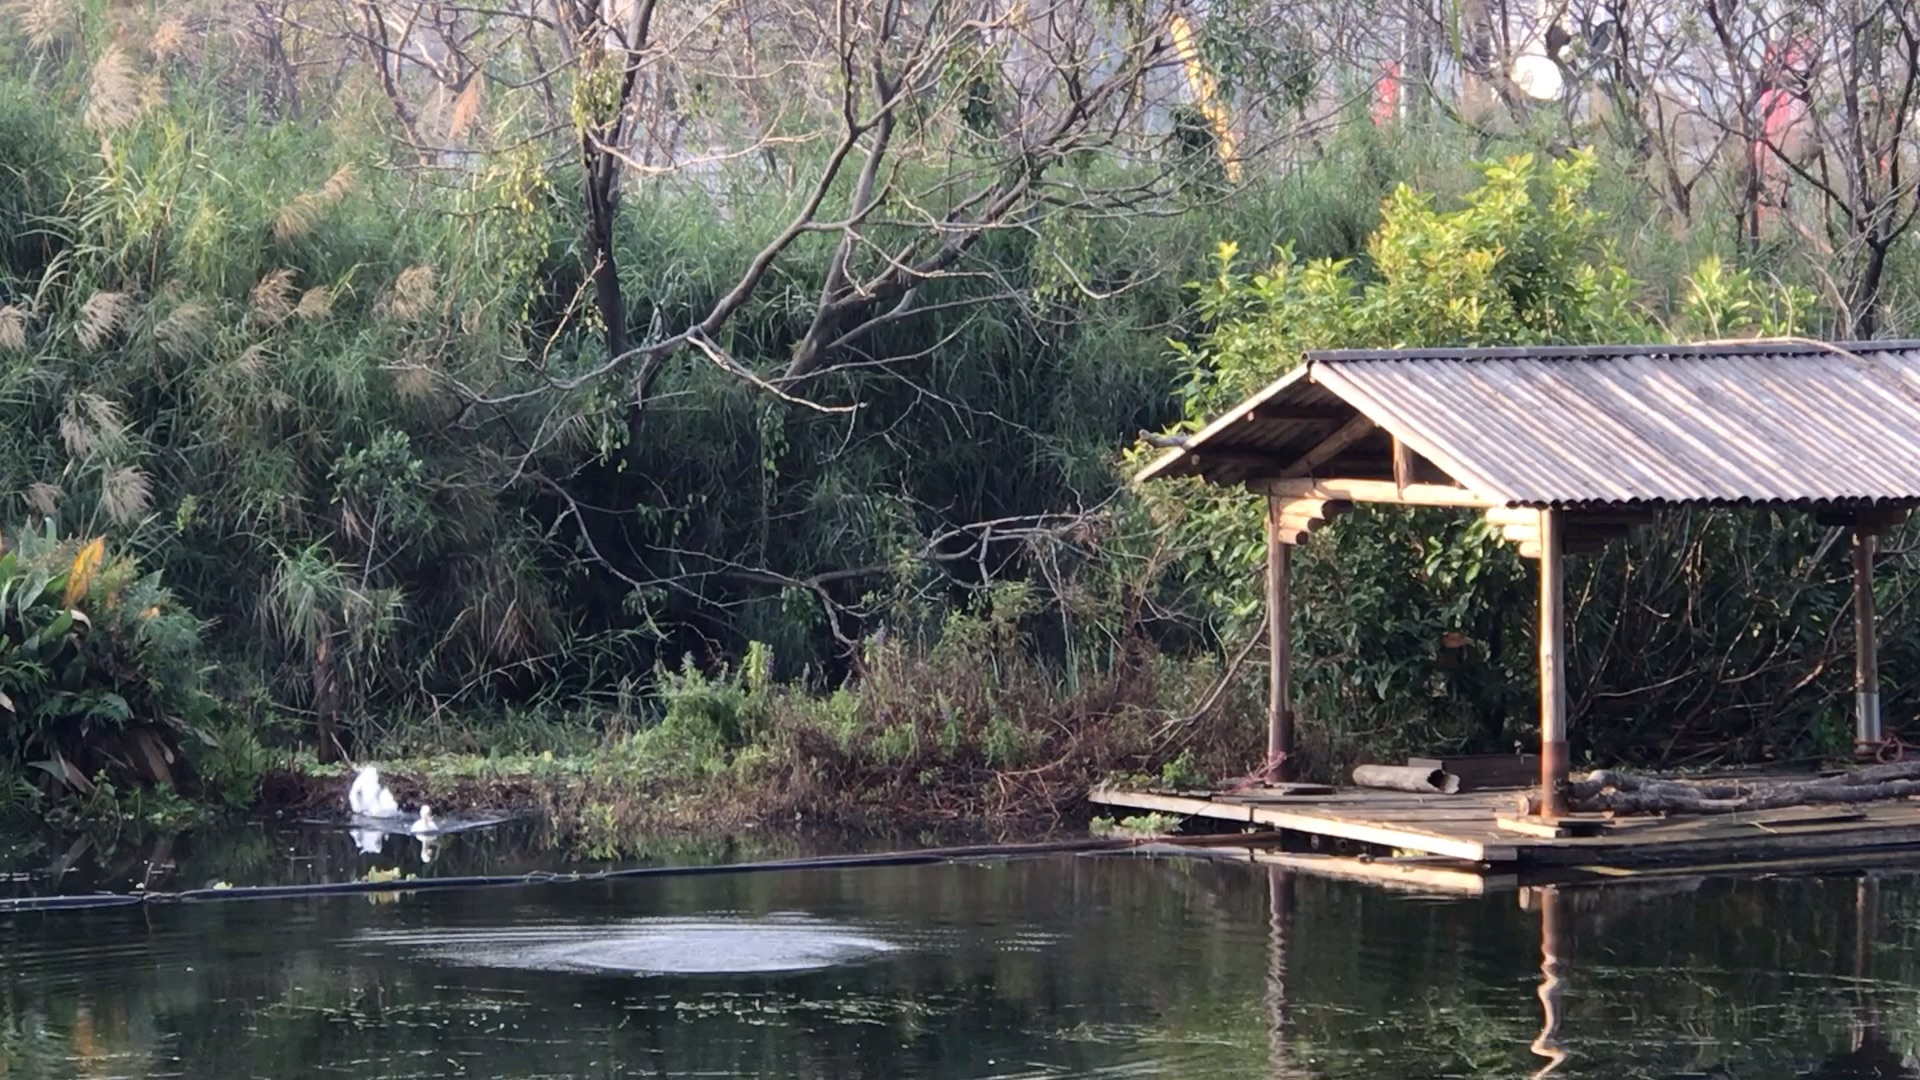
[361,915,901,976]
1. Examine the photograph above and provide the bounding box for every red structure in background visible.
[1755,37,1814,226]
[1372,60,1401,125]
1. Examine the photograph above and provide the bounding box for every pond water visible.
[3,822,1920,1078]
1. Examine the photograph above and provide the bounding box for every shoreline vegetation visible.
[3,4,1918,850]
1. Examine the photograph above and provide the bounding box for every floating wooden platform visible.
[1090,783,1920,895]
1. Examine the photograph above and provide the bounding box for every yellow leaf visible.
[64,537,105,605]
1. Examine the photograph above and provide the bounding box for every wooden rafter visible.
[1279,415,1377,479]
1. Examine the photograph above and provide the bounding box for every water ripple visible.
[358,914,902,976]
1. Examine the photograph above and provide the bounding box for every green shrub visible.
[0,526,219,803]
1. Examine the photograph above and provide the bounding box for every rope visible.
[0,835,1198,916]
[1855,733,1910,763]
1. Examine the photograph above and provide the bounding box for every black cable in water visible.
[0,834,1248,915]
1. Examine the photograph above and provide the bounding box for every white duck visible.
[348,766,402,818]
[410,804,440,836]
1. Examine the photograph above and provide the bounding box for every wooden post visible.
[1854,528,1882,751]
[1266,496,1295,781]
[1538,509,1568,816]
[1391,437,1415,491]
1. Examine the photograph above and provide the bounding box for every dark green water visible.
[3,823,1919,1078]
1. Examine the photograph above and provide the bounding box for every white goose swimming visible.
[410,804,440,836]
[348,765,402,818]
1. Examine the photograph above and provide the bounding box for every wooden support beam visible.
[1855,529,1882,751]
[1269,498,1353,520]
[1266,497,1296,780]
[1501,522,1539,545]
[1538,509,1568,817]
[1518,536,1613,559]
[1253,477,1494,508]
[1392,437,1415,491]
[1486,507,1656,529]
[1279,415,1377,479]
[1185,451,1293,475]
[1815,507,1913,532]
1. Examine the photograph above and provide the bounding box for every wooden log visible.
[1278,501,1352,534]
[1564,761,1920,815]
[1352,764,1462,794]
[1578,780,1920,815]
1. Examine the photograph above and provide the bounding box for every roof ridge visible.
[1307,339,1920,363]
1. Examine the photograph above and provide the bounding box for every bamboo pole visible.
[1854,529,1882,752]
[1267,496,1295,780]
[1538,509,1568,816]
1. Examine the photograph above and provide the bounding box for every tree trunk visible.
[583,143,628,362]
[312,638,343,763]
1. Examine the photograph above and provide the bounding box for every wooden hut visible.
[1133,340,1920,816]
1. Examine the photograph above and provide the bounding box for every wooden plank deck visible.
[1088,783,1920,883]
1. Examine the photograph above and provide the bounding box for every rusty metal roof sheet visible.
[1135,340,1920,508]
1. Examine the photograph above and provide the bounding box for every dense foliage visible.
[0,0,1914,821]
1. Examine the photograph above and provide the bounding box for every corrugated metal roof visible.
[1135,340,1920,509]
